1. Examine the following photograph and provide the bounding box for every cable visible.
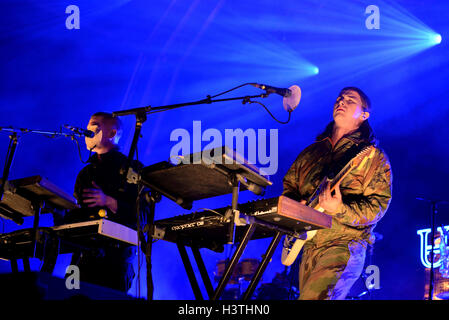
[209,83,254,99]
[72,136,92,164]
[190,208,223,220]
[214,83,293,125]
[199,208,224,217]
[248,100,292,124]
[56,125,93,164]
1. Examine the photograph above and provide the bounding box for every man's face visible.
[332,90,366,128]
[85,116,115,151]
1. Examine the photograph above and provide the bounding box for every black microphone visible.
[250,83,292,97]
[251,83,302,112]
[64,124,95,138]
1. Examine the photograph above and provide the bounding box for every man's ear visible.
[361,111,370,120]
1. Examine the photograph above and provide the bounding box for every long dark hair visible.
[316,87,376,144]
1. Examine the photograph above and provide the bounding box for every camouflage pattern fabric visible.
[299,239,366,300]
[283,124,392,299]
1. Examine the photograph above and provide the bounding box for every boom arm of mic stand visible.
[112,92,271,185]
[111,93,270,118]
[0,126,84,139]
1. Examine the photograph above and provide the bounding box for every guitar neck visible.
[308,160,354,209]
[329,161,354,191]
[306,145,373,210]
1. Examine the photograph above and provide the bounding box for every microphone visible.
[250,83,292,97]
[64,124,95,138]
[251,83,302,112]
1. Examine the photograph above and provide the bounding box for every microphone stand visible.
[0,126,82,203]
[429,201,437,300]
[112,91,271,301]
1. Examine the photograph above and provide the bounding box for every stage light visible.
[313,67,319,75]
[431,34,442,45]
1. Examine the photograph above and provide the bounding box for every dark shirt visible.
[73,148,141,230]
[65,148,142,292]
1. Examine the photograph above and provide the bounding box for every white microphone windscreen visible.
[283,85,301,112]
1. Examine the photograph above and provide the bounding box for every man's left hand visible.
[318,179,343,214]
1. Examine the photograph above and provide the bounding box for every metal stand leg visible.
[31,201,42,258]
[227,177,240,244]
[213,224,256,300]
[145,190,158,301]
[23,258,31,272]
[177,243,203,300]
[174,225,284,301]
[242,231,283,300]
[41,236,59,274]
[191,246,215,299]
[10,259,18,273]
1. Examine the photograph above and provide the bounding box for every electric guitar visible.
[281,145,376,266]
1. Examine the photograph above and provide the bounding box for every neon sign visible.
[417,225,449,268]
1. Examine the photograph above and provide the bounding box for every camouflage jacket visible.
[282,122,392,245]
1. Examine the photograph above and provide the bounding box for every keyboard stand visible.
[176,222,283,300]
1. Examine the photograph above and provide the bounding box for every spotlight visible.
[432,34,442,45]
[313,66,319,75]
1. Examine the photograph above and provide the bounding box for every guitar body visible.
[281,206,324,266]
[280,145,376,266]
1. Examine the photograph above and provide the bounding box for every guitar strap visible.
[324,141,372,180]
